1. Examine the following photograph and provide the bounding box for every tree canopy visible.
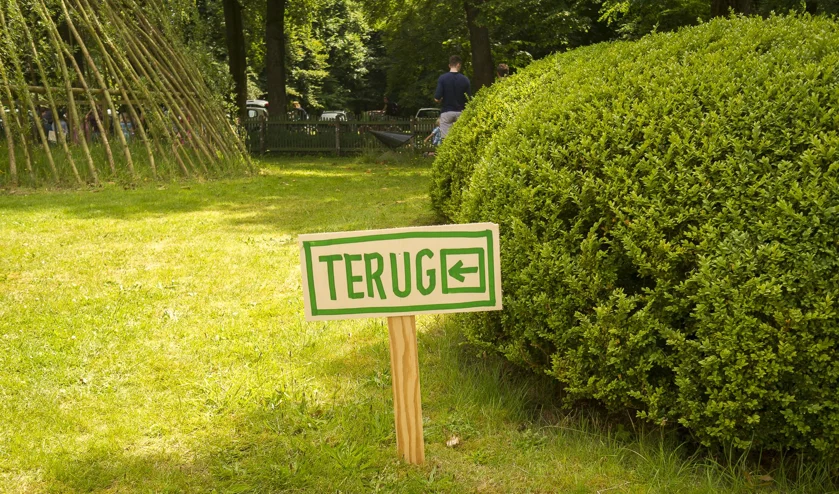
[185,0,838,117]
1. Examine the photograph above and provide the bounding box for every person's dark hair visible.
[449,55,462,68]
[496,63,509,77]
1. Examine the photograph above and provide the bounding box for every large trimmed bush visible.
[432,15,839,456]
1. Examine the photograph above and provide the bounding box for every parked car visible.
[415,108,440,119]
[320,110,349,121]
[247,100,269,118]
[246,99,269,120]
[247,99,269,109]
[246,107,268,119]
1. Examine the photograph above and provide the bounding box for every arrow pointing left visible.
[448,259,479,282]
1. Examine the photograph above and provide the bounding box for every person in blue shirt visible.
[434,55,471,138]
[423,118,442,156]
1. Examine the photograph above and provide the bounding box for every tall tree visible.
[464,0,493,92]
[266,0,287,116]
[223,0,248,121]
[311,0,379,112]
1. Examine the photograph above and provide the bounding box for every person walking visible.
[434,55,471,139]
[291,101,308,120]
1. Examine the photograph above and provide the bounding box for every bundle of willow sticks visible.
[0,0,249,186]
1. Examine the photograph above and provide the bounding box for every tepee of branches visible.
[0,0,249,187]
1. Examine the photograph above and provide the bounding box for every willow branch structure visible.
[0,0,249,186]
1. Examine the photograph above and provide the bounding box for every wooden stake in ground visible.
[35,0,99,183]
[0,2,59,182]
[137,3,246,162]
[387,315,425,465]
[58,0,135,180]
[12,0,82,185]
[0,46,33,183]
[72,0,157,178]
[0,72,17,185]
[0,0,247,185]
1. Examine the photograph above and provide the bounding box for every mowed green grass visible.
[0,156,833,493]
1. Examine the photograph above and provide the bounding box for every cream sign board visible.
[299,223,502,321]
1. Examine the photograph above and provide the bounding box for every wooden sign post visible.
[299,223,502,464]
[387,315,424,464]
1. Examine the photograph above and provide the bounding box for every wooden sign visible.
[299,223,503,464]
[299,223,502,321]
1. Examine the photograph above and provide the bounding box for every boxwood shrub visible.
[431,14,839,456]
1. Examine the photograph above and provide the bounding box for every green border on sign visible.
[303,230,496,317]
[440,248,486,294]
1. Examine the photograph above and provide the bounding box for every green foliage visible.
[190,0,379,113]
[181,0,839,118]
[284,0,379,112]
[753,0,839,16]
[374,1,467,114]
[483,0,599,59]
[431,14,839,457]
[597,0,710,37]
[597,0,839,39]
[312,0,380,112]
[366,0,612,115]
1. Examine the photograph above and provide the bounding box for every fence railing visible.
[242,117,438,155]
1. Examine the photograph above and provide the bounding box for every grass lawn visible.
[0,156,834,493]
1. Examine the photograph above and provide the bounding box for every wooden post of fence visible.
[410,118,416,151]
[260,117,266,154]
[335,121,341,157]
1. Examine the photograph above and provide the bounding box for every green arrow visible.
[448,260,479,282]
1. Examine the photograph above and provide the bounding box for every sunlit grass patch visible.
[0,156,835,493]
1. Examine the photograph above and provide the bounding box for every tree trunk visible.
[223,0,248,122]
[464,0,494,92]
[266,0,287,118]
[711,0,752,16]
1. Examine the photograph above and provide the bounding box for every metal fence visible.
[242,117,438,155]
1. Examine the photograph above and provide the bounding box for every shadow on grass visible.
[23,314,839,493]
[197,316,839,493]
[44,447,212,493]
[35,318,559,492]
[196,317,574,492]
[0,156,439,234]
